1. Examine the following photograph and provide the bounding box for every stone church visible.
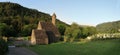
[31,13,61,45]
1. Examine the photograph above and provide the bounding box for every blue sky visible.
[0,0,120,26]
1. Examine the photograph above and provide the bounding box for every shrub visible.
[0,38,8,55]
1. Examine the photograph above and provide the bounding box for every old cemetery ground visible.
[27,39,120,55]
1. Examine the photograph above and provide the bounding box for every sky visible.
[0,0,120,26]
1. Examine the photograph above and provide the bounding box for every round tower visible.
[52,13,56,25]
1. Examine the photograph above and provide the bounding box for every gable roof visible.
[33,29,48,39]
[38,22,60,37]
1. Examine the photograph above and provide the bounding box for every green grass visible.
[27,39,120,55]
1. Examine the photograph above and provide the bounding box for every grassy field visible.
[28,39,120,55]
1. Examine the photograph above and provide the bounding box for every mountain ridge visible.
[96,20,120,33]
[0,2,68,37]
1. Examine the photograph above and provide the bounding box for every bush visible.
[0,38,8,55]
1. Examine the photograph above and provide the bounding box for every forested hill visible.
[96,20,120,33]
[0,2,68,37]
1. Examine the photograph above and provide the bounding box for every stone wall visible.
[87,33,120,40]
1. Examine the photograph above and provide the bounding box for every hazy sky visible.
[0,0,120,26]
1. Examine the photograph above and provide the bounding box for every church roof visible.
[39,22,60,37]
[33,29,48,39]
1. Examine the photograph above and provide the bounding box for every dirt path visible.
[7,47,38,55]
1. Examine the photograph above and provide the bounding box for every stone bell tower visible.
[52,13,56,25]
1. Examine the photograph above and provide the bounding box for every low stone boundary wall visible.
[87,33,120,40]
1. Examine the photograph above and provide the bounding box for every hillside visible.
[0,2,68,37]
[96,20,120,33]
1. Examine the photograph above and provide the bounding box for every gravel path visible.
[7,47,38,55]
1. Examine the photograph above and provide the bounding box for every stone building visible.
[31,13,60,45]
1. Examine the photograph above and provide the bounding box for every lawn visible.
[28,39,120,55]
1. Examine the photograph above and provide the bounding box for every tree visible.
[64,27,71,42]
[21,24,37,36]
[81,26,97,38]
[57,24,66,35]
[96,21,120,33]
[64,23,97,42]
[0,23,8,36]
[64,23,81,42]
[0,2,68,37]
